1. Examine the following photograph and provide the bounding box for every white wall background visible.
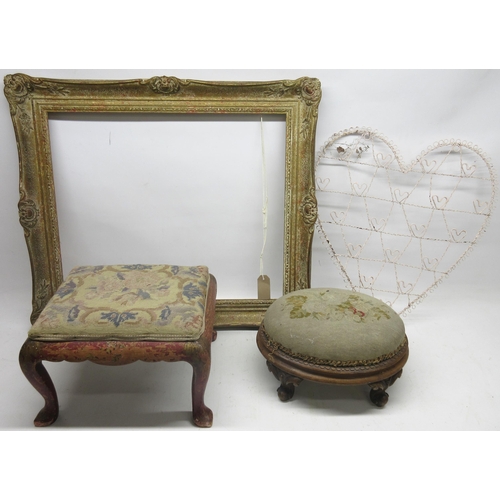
[1,70,499,442]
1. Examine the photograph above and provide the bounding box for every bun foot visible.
[369,388,389,407]
[368,369,403,408]
[277,383,295,402]
[266,361,303,402]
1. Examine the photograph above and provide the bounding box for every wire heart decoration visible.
[315,127,496,314]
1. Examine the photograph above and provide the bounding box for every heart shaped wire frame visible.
[315,127,496,314]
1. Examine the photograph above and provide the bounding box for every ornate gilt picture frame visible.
[4,73,321,329]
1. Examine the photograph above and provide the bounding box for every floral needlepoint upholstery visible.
[29,265,211,342]
[263,288,406,364]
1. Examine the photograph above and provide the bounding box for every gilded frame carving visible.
[4,73,321,329]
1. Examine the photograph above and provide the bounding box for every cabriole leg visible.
[189,356,213,428]
[19,340,59,427]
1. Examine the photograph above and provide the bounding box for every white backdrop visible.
[1,69,499,432]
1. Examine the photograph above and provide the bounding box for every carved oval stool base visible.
[257,324,408,408]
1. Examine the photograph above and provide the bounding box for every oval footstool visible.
[256,288,409,407]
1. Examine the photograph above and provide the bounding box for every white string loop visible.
[260,117,268,278]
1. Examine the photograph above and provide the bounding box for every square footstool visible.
[20,264,217,427]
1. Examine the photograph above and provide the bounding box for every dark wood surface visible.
[257,323,408,407]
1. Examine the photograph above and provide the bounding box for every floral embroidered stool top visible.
[262,288,406,363]
[257,288,409,406]
[29,264,211,342]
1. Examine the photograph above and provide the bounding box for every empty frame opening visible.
[48,113,286,300]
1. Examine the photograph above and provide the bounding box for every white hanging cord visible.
[260,117,268,278]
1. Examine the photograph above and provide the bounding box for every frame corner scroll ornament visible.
[4,73,321,329]
[4,73,69,116]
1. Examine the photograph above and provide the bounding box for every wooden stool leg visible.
[368,369,403,408]
[266,361,303,402]
[19,340,59,427]
[189,356,213,428]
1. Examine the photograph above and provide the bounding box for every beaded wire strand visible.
[315,127,496,315]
